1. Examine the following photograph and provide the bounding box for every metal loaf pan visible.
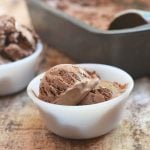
[26,0,150,78]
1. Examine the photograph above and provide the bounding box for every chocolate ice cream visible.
[80,81,126,105]
[44,0,150,30]
[0,15,38,64]
[38,64,99,105]
[39,64,127,106]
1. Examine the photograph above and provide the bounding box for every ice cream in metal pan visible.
[26,0,150,78]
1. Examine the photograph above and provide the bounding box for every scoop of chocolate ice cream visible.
[79,87,112,105]
[38,64,99,105]
[80,80,126,105]
[0,15,38,63]
[98,80,127,97]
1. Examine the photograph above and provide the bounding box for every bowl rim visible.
[0,41,43,69]
[27,63,134,109]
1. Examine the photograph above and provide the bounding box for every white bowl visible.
[27,64,134,139]
[0,42,43,95]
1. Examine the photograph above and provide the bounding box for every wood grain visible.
[0,0,150,150]
[1,78,150,150]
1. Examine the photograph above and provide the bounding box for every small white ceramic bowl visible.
[0,42,43,96]
[27,64,134,139]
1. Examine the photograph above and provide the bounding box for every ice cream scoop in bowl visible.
[0,15,43,96]
[0,15,43,95]
[27,64,134,139]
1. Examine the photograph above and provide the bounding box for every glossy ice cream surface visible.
[39,64,127,105]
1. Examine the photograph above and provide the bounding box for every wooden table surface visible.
[0,1,150,150]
